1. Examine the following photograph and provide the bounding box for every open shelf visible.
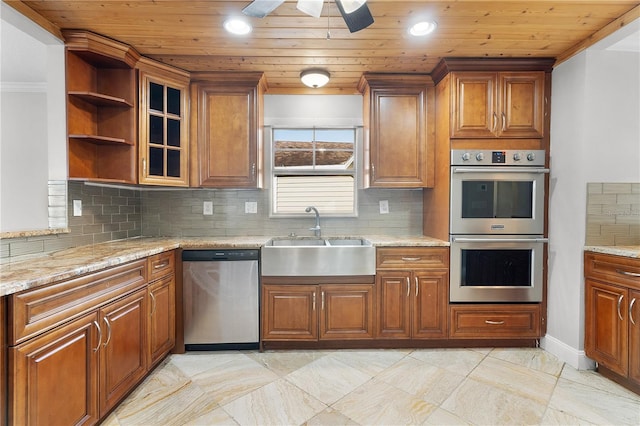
[68,134,133,146]
[68,91,133,108]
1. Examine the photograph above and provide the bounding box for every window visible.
[270,127,357,216]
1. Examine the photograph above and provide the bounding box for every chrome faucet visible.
[305,206,321,238]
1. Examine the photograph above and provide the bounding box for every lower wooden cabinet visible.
[261,280,375,342]
[148,275,176,367]
[585,252,640,392]
[10,313,100,425]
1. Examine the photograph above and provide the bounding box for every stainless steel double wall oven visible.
[449,149,549,303]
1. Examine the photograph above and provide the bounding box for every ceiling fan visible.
[242,0,374,33]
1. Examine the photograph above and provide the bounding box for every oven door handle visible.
[452,167,550,174]
[452,237,549,243]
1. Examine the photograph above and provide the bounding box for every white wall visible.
[0,3,66,233]
[544,20,640,368]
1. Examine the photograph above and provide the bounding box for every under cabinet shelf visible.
[69,91,133,107]
[69,134,133,146]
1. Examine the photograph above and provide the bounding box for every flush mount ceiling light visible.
[300,69,331,88]
[223,18,252,35]
[409,20,437,37]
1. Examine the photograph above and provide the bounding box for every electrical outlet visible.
[73,199,82,217]
[379,200,389,214]
[203,201,213,215]
[245,201,257,214]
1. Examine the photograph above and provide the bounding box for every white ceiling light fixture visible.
[409,20,437,37]
[223,18,252,35]
[300,69,331,88]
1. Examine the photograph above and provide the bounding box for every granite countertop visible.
[0,235,448,296]
[584,245,640,259]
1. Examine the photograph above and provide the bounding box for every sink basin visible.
[261,237,375,276]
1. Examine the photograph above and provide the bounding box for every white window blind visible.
[274,175,355,214]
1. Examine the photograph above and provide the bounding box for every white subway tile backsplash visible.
[586,182,640,246]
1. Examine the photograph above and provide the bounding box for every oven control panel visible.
[451,149,546,166]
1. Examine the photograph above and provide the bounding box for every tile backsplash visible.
[585,182,640,246]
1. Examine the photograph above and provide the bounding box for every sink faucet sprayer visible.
[305,206,321,238]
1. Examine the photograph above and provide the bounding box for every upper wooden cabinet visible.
[63,30,140,184]
[358,74,435,188]
[190,72,266,188]
[137,58,190,186]
[450,71,545,138]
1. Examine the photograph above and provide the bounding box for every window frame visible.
[266,125,362,218]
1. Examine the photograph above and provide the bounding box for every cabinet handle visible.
[630,298,637,326]
[501,112,506,131]
[485,320,505,325]
[406,277,410,297]
[143,158,147,174]
[312,292,316,311]
[617,294,625,322]
[492,112,497,132]
[251,163,256,178]
[150,292,157,317]
[154,261,169,270]
[616,269,640,278]
[321,291,325,310]
[103,317,112,347]
[415,277,419,297]
[93,320,102,353]
[371,163,375,180]
[401,257,421,262]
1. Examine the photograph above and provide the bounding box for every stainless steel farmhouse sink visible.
[261,237,375,276]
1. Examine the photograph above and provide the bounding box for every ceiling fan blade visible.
[242,0,285,18]
[296,0,324,18]
[336,0,374,33]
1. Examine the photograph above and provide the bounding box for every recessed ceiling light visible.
[224,18,252,35]
[409,21,437,37]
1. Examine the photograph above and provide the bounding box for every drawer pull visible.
[401,257,421,262]
[93,320,102,352]
[485,320,505,325]
[617,295,625,322]
[616,269,640,278]
[154,261,170,270]
[630,298,637,326]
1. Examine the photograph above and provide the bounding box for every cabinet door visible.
[450,72,497,138]
[148,275,176,367]
[369,87,430,187]
[319,284,374,340]
[10,313,100,426]
[192,83,261,188]
[262,285,317,341]
[498,72,545,138]
[139,71,189,186]
[585,279,628,376]
[629,289,640,385]
[99,289,147,415]
[412,270,448,339]
[376,272,411,338]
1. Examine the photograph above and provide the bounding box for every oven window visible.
[461,249,532,287]
[461,181,533,219]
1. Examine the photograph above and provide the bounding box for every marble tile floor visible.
[104,348,640,426]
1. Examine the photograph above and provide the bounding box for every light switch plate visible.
[245,201,257,214]
[203,201,213,215]
[379,200,389,214]
[73,199,82,216]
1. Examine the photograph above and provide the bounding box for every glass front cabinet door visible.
[138,59,190,186]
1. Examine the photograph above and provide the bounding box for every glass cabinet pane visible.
[149,115,164,145]
[167,87,181,116]
[167,150,180,177]
[167,119,180,147]
[149,147,164,176]
[149,82,164,112]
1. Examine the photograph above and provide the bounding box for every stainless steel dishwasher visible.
[182,249,259,350]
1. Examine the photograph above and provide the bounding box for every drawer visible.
[449,304,541,339]
[584,252,640,290]
[376,247,448,269]
[148,250,175,281]
[9,259,147,345]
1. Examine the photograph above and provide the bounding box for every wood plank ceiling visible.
[10,0,640,93]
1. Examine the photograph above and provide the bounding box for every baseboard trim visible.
[540,334,596,370]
